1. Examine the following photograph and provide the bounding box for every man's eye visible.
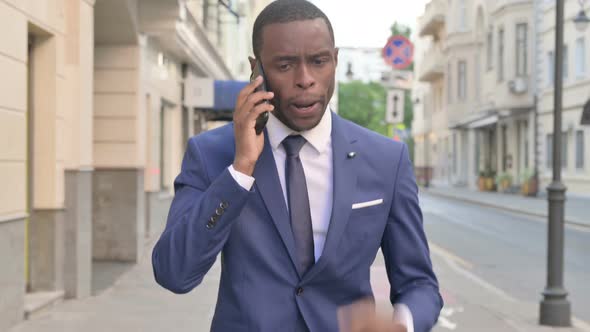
[313,58,329,66]
[278,64,291,71]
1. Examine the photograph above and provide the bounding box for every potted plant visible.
[520,168,538,196]
[483,169,496,191]
[478,170,486,191]
[495,172,513,193]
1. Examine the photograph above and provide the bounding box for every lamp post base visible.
[539,293,571,327]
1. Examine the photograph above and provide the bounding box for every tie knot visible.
[282,135,307,157]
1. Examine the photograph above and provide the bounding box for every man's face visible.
[256,18,338,132]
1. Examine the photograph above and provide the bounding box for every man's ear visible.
[334,48,339,67]
[248,56,257,71]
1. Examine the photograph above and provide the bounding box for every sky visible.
[311,0,429,49]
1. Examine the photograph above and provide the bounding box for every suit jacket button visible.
[206,221,214,229]
[296,287,304,296]
[209,216,218,223]
[215,207,224,216]
[220,202,229,209]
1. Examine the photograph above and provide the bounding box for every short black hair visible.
[252,0,335,59]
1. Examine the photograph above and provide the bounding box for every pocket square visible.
[352,199,384,209]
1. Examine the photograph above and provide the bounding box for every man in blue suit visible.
[152,1,442,331]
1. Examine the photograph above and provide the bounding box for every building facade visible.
[537,0,590,194]
[0,0,270,330]
[415,0,589,195]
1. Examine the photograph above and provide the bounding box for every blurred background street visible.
[1,0,589,331]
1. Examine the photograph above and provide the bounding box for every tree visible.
[338,81,388,136]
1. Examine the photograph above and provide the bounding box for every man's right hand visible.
[232,76,275,176]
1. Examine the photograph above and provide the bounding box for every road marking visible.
[431,242,518,303]
[429,243,474,270]
[437,316,457,330]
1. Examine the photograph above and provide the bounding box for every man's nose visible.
[295,65,316,90]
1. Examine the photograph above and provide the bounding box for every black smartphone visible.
[250,61,270,135]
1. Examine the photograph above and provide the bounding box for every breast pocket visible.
[350,198,386,217]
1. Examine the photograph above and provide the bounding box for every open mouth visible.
[292,101,320,113]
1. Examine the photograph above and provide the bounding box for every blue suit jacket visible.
[152,112,442,332]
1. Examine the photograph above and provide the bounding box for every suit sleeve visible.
[380,144,443,332]
[152,137,255,294]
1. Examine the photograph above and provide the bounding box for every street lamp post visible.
[540,0,588,326]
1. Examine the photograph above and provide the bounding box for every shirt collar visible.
[266,107,332,154]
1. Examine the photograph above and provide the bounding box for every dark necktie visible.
[282,135,315,276]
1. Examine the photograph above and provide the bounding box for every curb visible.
[424,189,590,229]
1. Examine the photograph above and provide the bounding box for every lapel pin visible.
[347,152,356,159]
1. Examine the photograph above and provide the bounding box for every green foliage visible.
[404,91,413,129]
[520,168,535,182]
[390,22,411,39]
[495,172,513,185]
[338,81,388,135]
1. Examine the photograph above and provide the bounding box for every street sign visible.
[382,35,414,70]
[386,89,405,124]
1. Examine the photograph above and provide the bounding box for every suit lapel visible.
[303,113,358,281]
[253,131,300,277]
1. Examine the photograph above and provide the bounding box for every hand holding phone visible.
[250,61,270,135]
[231,62,274,176]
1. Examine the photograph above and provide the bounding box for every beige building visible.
[538,0,590,194]
[0,1,96,330]
[413,0,450,185]
[0,0,270,330]
[414,0,539,191]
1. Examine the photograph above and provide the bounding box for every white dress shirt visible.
[230,109,333,262]
[227,110,413,331]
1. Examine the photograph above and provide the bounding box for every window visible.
[576,37,586,78]
[563,45,569,80]
[502,125,508,171]
[458,60,467,100]
[524,122,529,168]
[577,130,585,169]
[562,132,568,168]
[547,134,553,169]
[487,28,493,70]
[498,27,504,82]
[516,23,528,76]
[475,54,481,100]
[547,51,554,86]
[458,0,467,31]
[447,62,453,104]
[453,133,457,174]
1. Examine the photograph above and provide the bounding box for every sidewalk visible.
[9,233,589,331]
[9,236,219,332]
[423,185,590,228]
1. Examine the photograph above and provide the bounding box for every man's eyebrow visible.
[271,50,333,62]
[271,55,299,62]
[308,50,333,58]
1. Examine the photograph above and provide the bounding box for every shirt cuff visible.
[393,303,414,332]
[228,165,255,191]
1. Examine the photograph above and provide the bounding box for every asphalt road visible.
[419,193,590,325]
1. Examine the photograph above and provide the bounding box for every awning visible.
[213,80,248,111]
[184,76,248,111]
[450,111,496,129]
[581,98,590,125]
[468,115,499,129]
